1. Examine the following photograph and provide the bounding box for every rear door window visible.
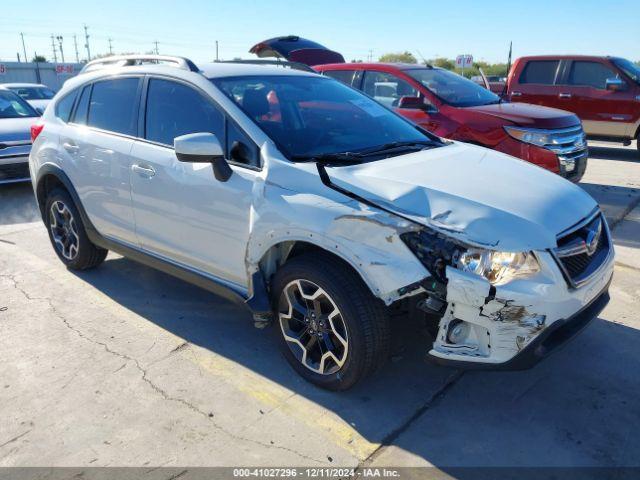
[519,61,560,84]
[144,78,225,147]
[568,61,617,89]
[362,71,418,108]
[323,70,357,86]
[87,78,140,136]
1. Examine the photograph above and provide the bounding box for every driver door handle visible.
[559,93,572,99]
[132,164,156,178]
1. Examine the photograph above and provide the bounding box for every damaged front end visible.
[397,225,612,369]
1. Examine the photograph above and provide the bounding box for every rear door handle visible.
[559,93,572,99]
[511,91,522,97]
[63,142,79,153]
[132,164,156,178]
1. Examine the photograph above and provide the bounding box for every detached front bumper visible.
[429,276,611,370]
[427,245,615,370]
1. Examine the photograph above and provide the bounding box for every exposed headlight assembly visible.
[457,248,540,285]
[504,126,551,147]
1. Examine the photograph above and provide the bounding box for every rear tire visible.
[272,252,390,391]
[45,188,108,270]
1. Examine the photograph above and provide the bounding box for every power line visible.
[56,35,65,62]
[50,34,57,63]
[83,24,91,61]
[73,34,79,62]
[20,33,27,63]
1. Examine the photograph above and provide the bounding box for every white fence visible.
[0,62,83,91]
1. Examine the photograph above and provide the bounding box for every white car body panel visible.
[29,61,615,368]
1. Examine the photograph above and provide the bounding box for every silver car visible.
[0,83,55,114]
[0,89,38,184]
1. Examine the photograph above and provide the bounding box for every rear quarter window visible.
[323,70,357,86]
[519,60,560,84]
[54,90,78,122]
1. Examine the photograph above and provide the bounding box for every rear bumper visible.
[429,276,611,371]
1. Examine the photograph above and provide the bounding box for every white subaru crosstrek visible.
[29,55,614,390]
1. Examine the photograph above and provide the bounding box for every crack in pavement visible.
[0,430,32,449]
[357,370,465,469]
[1,272,325,465]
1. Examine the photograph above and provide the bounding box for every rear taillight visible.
[31,123,44,143]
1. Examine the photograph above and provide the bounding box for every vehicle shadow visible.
[0,183,40,226]
[70,255,640,469]
[588,145,638,163]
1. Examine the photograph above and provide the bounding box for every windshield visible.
[9,86,55,100]
[0,90,39,119]
[612,58,640,84]
[406,68,501,107]
[212,75,438,159]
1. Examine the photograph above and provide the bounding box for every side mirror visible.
[398,96,437,112]
[605,77,627,92]
[174,132,232,182]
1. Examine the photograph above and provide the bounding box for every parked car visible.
[0,83,56,114]
[316,62,588,182]
[0,89,39,184]
[471,74,506,94]
[506,56,640,155]
[30,55,613,390]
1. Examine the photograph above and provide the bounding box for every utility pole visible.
[108,38,114,55]
[56,36,65,62]
[83,24,91,61]
[51,35,58,63]
[153,40,159,55]
[20,33,27,63]
[367,49,373,62]
[73,34,80,62]
[215,40,219,61]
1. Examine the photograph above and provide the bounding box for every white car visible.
[1,89,39,184]
[29,55,614,390]
[0,83,56,114]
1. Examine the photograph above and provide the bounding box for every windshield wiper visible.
[290,151,364,164]
[357,140,436,156]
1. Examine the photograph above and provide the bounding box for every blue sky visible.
[0,0,638,64]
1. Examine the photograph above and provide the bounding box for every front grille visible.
[541,125,588,179]
[553,212,611,287]
[0,162,31,183]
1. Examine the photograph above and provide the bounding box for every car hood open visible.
[249,36,345,67]
[324,142,596,251]
[464,102,579,129]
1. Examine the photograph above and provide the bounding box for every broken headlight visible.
[457,249,540,286]
[504,126,551,147]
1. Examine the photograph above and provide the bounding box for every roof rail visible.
[80,55,200,74]
[214,59,315,73]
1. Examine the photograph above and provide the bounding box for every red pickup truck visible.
[506,56,640,156]
[250,36,589,182]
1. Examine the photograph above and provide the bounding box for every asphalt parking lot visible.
[1,142,639,474]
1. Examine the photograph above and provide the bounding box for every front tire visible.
[45,188,108,270]
[272,252,390,390]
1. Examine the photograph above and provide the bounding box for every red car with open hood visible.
[250,37,588,182]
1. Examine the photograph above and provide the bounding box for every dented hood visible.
[464,102,579,129]
[324,142,597,251]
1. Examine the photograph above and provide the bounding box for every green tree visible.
[31,55,47,63]
[378,51,417,64]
